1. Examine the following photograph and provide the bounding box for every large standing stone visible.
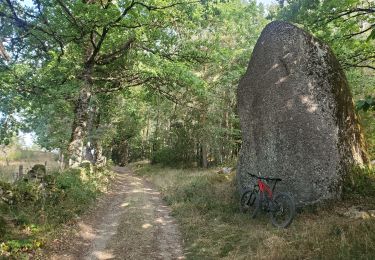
[237,21,368,205]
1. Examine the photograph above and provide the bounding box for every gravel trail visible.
[45,166,184,260]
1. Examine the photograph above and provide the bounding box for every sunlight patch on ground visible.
[121,202,130,207]
[92,250,115,260]
[78,223,96,240]
[142,223,153,229]
[155,217,166,225]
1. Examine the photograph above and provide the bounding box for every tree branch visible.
[55,0,83,30]
[134,1,199,11]
[325,7,375,24]
[96,37,136,65]
[343,23,375,38]
[0,41,10,61]
[343,63,375,70]
[94,76,153,94]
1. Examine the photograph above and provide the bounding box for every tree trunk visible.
[68,84,92,167]
[17,165,23,181]
[118,140,129,166]
[0,41,10,61]
[142,116,150,159]
[93,141,106,166]
[1,145,9,166]
[152,100,160,155]
[88,105,106,166]
[84,103,98,164]
[92,107,104,165]
[221,109,229,163]
[84,142,94,162]
[199,113,208,168]
[201,143,208,168]
[58,151,65,171]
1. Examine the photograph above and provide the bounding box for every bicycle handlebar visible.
[247,172,282,182]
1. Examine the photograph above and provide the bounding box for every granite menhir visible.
[237,21,368,205]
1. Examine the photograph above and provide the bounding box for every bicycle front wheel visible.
[270,192,295,228]
[240,189,259,218]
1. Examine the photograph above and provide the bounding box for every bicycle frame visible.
[241,172,295,228]
[257,179,275,200]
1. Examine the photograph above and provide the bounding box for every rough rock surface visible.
[237,21,368,205]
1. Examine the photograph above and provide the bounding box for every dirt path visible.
[45,166,185,260]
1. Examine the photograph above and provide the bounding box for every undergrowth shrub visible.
[0,166,112,258]
[152,147,177,167]
[152,147,196,168]
[343,166,375,197]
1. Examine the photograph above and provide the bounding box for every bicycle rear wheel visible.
[270,192,295,228]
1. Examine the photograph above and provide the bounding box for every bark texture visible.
[68,86,92,167]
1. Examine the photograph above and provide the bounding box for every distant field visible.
[0,150,60,182]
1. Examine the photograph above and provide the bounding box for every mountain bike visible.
[240,172,296,228]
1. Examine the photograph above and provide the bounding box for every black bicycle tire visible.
[270,192,296,228]
[240,189,252,213]
[240,189,259,218]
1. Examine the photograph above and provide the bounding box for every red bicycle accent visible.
[257,179,273,199]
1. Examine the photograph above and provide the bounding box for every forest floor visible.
[41,166,185,260]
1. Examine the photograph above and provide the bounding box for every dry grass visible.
[133,163,375,260]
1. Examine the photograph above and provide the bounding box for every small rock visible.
[354,211,370,219]
[343,206,371,219]
[217,167,232,174]
[368,210,375,217]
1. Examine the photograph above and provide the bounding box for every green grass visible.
[0,166,112,259]
[133,163,375,260]
[359,111,375,161]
